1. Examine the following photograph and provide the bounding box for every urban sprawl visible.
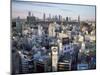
[12,12,96,74]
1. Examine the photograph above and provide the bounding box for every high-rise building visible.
[78,15,80,27]
[57,39,63,56]
[27,12,36,25]
[58,15,63,21]
[48,23,56,37]
[51,46,58,72]
[12,50,22,74]
[78,15,80,22]
[16,16,22,33]
[66,17,68,22]
[28,11,31,17]
[54,15,58,21]
[43,13,46,21]
[49,14,51,20]
[38,25,43,36]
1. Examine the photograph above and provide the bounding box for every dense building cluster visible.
[12,12,96,74]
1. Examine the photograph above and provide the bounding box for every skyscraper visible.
[43,13,46,21]
[51,46,58,72]
[48,23,56,37]
[78,15,80,22]
[16,16,22,33]
[28,11,31,17]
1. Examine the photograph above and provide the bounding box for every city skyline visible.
[12,1,96,74]
[12,1,96,21]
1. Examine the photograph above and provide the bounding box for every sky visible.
[12,0,96,21]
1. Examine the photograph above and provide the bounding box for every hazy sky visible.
[12,1,96,21]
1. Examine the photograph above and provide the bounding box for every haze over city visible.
[12,1,95,21]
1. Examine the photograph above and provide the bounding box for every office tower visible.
[38,25,43,36]
[16,16,22,33]
[51,46,58,72]
[57,39,63,56]
[27,12,36,25]
[43,13,46,21]
[78,15,80,22]
[49,14,51,20]
[66,17,68,22]
[28,11,31,17]
[48,23,56,37]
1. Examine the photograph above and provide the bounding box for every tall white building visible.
[81,42,85,50]
[51,46,58,72]
[57,39,63,56]
[48,23,56,37]
[38,25,43,36]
